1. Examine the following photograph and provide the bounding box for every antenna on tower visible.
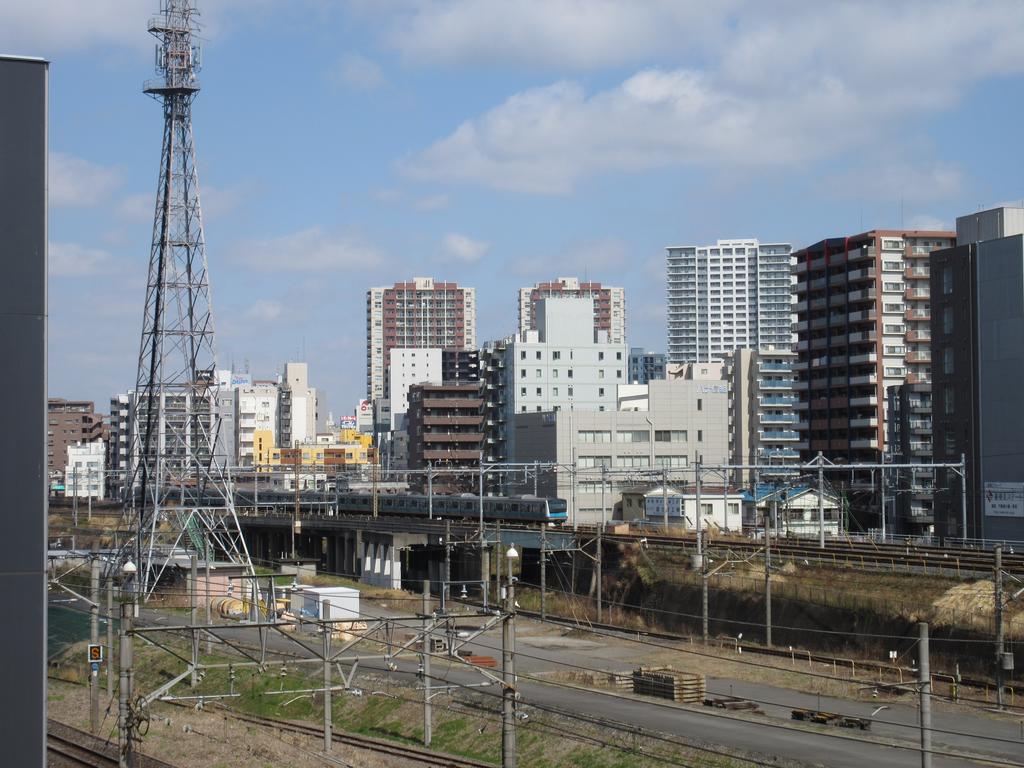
[114,0,253,597]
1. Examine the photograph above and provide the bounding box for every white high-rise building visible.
[666,239,793,363]
[65,441,105,498]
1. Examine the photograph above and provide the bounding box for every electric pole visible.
[817,451,825,549]
[118,602,134,768]
[502,574,517,768]
[765,497,773,647]
[539,525,547,621]
[918,622,932,768]
[422,580,432,747]
[190,553,198,688]
[323,600,332,752]
[90,549,100,734]
[595,525,603,624]
[995,545,1005,709]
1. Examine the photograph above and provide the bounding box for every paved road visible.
[118,601,1024,768]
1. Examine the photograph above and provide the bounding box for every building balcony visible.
[848,352,877,365]
[849,373,878,386]
[906,330,931,342]
[423,432,484,442]
[760,413,798,424]
[906,373,931,385]
[760,395,798,406]
[905,289,930,300]
[849,417,879,428]
[759,379,796,390]
[422,449,483,461]
[905,267,929,280]
[758,361,793,372]
[759,448,801,459]
[760,430,800,441]
[850,437,880,449]
[849,395,878,406]
[906,351,931,363]
[904,309,930,321]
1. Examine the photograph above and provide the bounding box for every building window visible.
[655,455,689,467]
[599,370,605,379]
[616,351,622,360]
[599,387,605,397]
[616,369,622,378]
[697,399,702,411]
[578,456,611,469]
[553,369,559,378]
[943,347,954,375]
[520,351,526,360]
[655,430,688,442]
[579,431,612,443]
[520,387,526,396]
[568,387,574,397]
[616,455,650,468]
[521,406,527,413]
[552,351,561,360]
[536,351,542,360]
[536,369,542,378]
[599,351,605,361]
[943,307,953,334]
[536,388,542,396]
[553,387,559,396]
[520,369,526,379]
[884,367,905,376]
[942,266,953,295]
[697,430,703,442]
[701,503,713,517]
[567,369,573,379]
[944,386,954,415]
[616,430,649,443]
[536,406,542,411]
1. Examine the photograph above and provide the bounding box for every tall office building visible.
[519,277,626,344]
[278,362,318,448]
[793,229,954,464]
[931,207,1024,541]
[666,239,793,363]
[366,277,476,400]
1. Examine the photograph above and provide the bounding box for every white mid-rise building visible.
[666,238,793,363]
[65,441,105,498]
[387,348,443,429]
[278,362,317,448]
[236,382,278,465]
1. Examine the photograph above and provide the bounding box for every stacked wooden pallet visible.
[632,667,706,703]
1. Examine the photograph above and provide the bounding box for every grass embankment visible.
[49,638,758,768]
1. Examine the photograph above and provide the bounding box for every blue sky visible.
[10,0,1024,416]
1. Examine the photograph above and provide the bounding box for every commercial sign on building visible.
[984,482,1024,517]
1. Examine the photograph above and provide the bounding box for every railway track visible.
[598,529,1024,576]
[201,705,493,768]
[47,719,174,768]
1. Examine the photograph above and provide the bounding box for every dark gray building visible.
[1,53,48,768]
[628,347,667,384]
[931,207,1024,541]
[885,382,934,533]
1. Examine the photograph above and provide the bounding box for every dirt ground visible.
[47,679,424,768]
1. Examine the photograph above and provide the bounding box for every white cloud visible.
[115,192,152,222]
[381,0,728,70]
[511,238,628,277]
[50,152,122,207]
[441,232,489,263]
[400,2,1024,194]
[49,242,113,277]
[823,162,966,203]
[234,227,383,272]
[331,53,386,91]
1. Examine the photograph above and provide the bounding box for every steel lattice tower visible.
[119,0,252,595]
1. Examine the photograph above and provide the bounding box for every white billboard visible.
[984,482,1024,517]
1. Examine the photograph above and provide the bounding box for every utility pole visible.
[106,579,115,695]
[205,549,212,655]
[292,453,300,558]
[696,461,708,644]
[422,580,432,747]
[501,573,517,768]
[190,553,198,688]
[960,453,968,540]
[879,453,886,541]
[442,520,451,613]
[539,525,547,621]
[533,460,538,496]
[595,525,603,624]
[427,461,433,519]
[90,550,100,734]
[118,602,133,768]
[995,545,1005,709]
[918,622,932,768]
[817,451,825,549]
[662,467,668,529]
[323,601,332,752]
[765,496,774,647]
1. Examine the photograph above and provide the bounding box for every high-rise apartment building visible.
[931,207,1024,541]
[406,382,485,494]
[47,399,104,479]
[793,229,954,464]
[236,382,278,465]
[666,239,793,363]
[518,277,626,344]
[366,277,477,400]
